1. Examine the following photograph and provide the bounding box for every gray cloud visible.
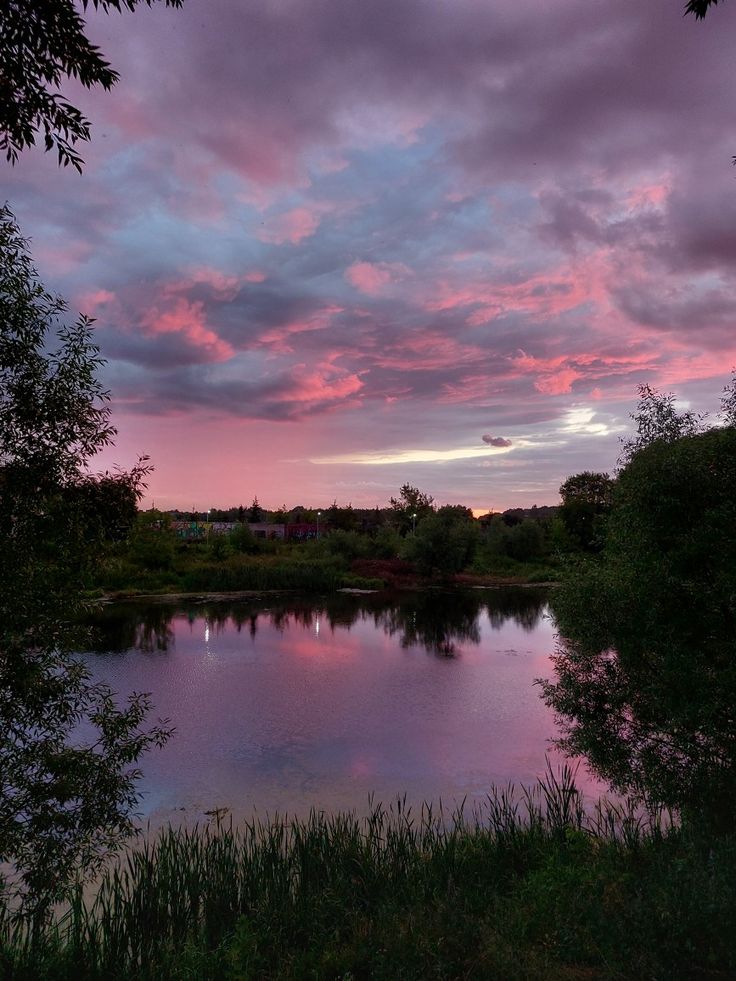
[9,0,736,509]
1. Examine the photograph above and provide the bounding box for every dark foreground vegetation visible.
[96,515,565,596]
[96,486,577,596]
[3,3,736,975]
[3,767,735,981]
[3,203,736,977]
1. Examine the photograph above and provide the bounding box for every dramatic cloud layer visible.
[7,0,736,509]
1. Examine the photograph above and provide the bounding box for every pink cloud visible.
[345,261,411,296]
[35,239,95,277]
[288,364,363,406]
[625,180,671,211]
[258,207,321,245]
[534,367,583,395]
[425,267,597,325]
[79,288,116,314]
[376,330,484,373]
[511,347,659,396]
[259,305,343,353]
[155,268,266,308]
[142,297,234,362]
[338,102,430,149]
[654,346,736,388]
[183,268,242,300]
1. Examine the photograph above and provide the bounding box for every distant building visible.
[170,520,239,539]
[285,522,322,541]
[248,522,285,540]
[171,520,205,540]
[210,522,238,536]
[169,519,322,542]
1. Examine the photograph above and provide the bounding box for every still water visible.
[84,589,604,826]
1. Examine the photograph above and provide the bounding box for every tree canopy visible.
[389,484,435,535]
[403,504,477,577]
[0,205,169,918]
[685,0,726,18]
[0,0,183,170]
[618,383,705,467]
[558,471,614,552]
[544,419,736,829]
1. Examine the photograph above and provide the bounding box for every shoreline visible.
[96,579,556,604]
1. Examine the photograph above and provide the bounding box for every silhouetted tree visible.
[685,0,724,18]
[389,484,435,535]
[1,0,183,170]
[327,501,358,531]
[128,509,175,570]
[0,206,169,919]
[544,424,736,830]
[720,370,736,426]
[558,471,614,552]
[404,505,477,576]
[618,384,704,466]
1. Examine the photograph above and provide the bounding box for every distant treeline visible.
[96,484,599,595]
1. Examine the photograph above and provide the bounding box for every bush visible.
[128,512,175,571]
[370,526,402,559]
[506,520,544,561]
[230,523,259,554]
[324,530,370,561]
[5,770,736,980]
[545,426,736,827]
[208,534,232,561]
[403,507,477,575]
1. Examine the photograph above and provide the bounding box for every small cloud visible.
[345,260,411,296]
[482,434,512,448]
[258,207,321,245]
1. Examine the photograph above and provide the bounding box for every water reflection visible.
[92,603,175,654]
[375,591,482,657]
[82,588,575,825]
[543,586,736,830]
[91,588,548,659]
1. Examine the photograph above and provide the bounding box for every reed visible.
[2,766,735,979]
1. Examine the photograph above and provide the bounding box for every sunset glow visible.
[7,0,736,511]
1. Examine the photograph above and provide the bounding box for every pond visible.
[83,589,606,826]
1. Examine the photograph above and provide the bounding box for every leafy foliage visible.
[0,0,183,170]
[247,497,263,523]
[720,370,736,426]
[403,504,477,576]
[388,483,435,535]
[127,509,175,570]
[685,0,725,18]
[618,382,704,467]
[0,206,169,918]
[4,770,736,980]
[544,424,736,829]
[558,471,614,552]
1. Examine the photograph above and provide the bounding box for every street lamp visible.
[316,510,321,539]
[411,512,417,535]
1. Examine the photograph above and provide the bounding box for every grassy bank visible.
[96,536,563,597]
[3,767,734,980]
[98,547,386,596]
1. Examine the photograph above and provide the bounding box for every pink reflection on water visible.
[85,594,609,827]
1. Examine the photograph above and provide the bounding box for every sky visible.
[5,0,736,512]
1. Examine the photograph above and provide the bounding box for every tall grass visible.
[100,553,385,595]
[2,764,735,979]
